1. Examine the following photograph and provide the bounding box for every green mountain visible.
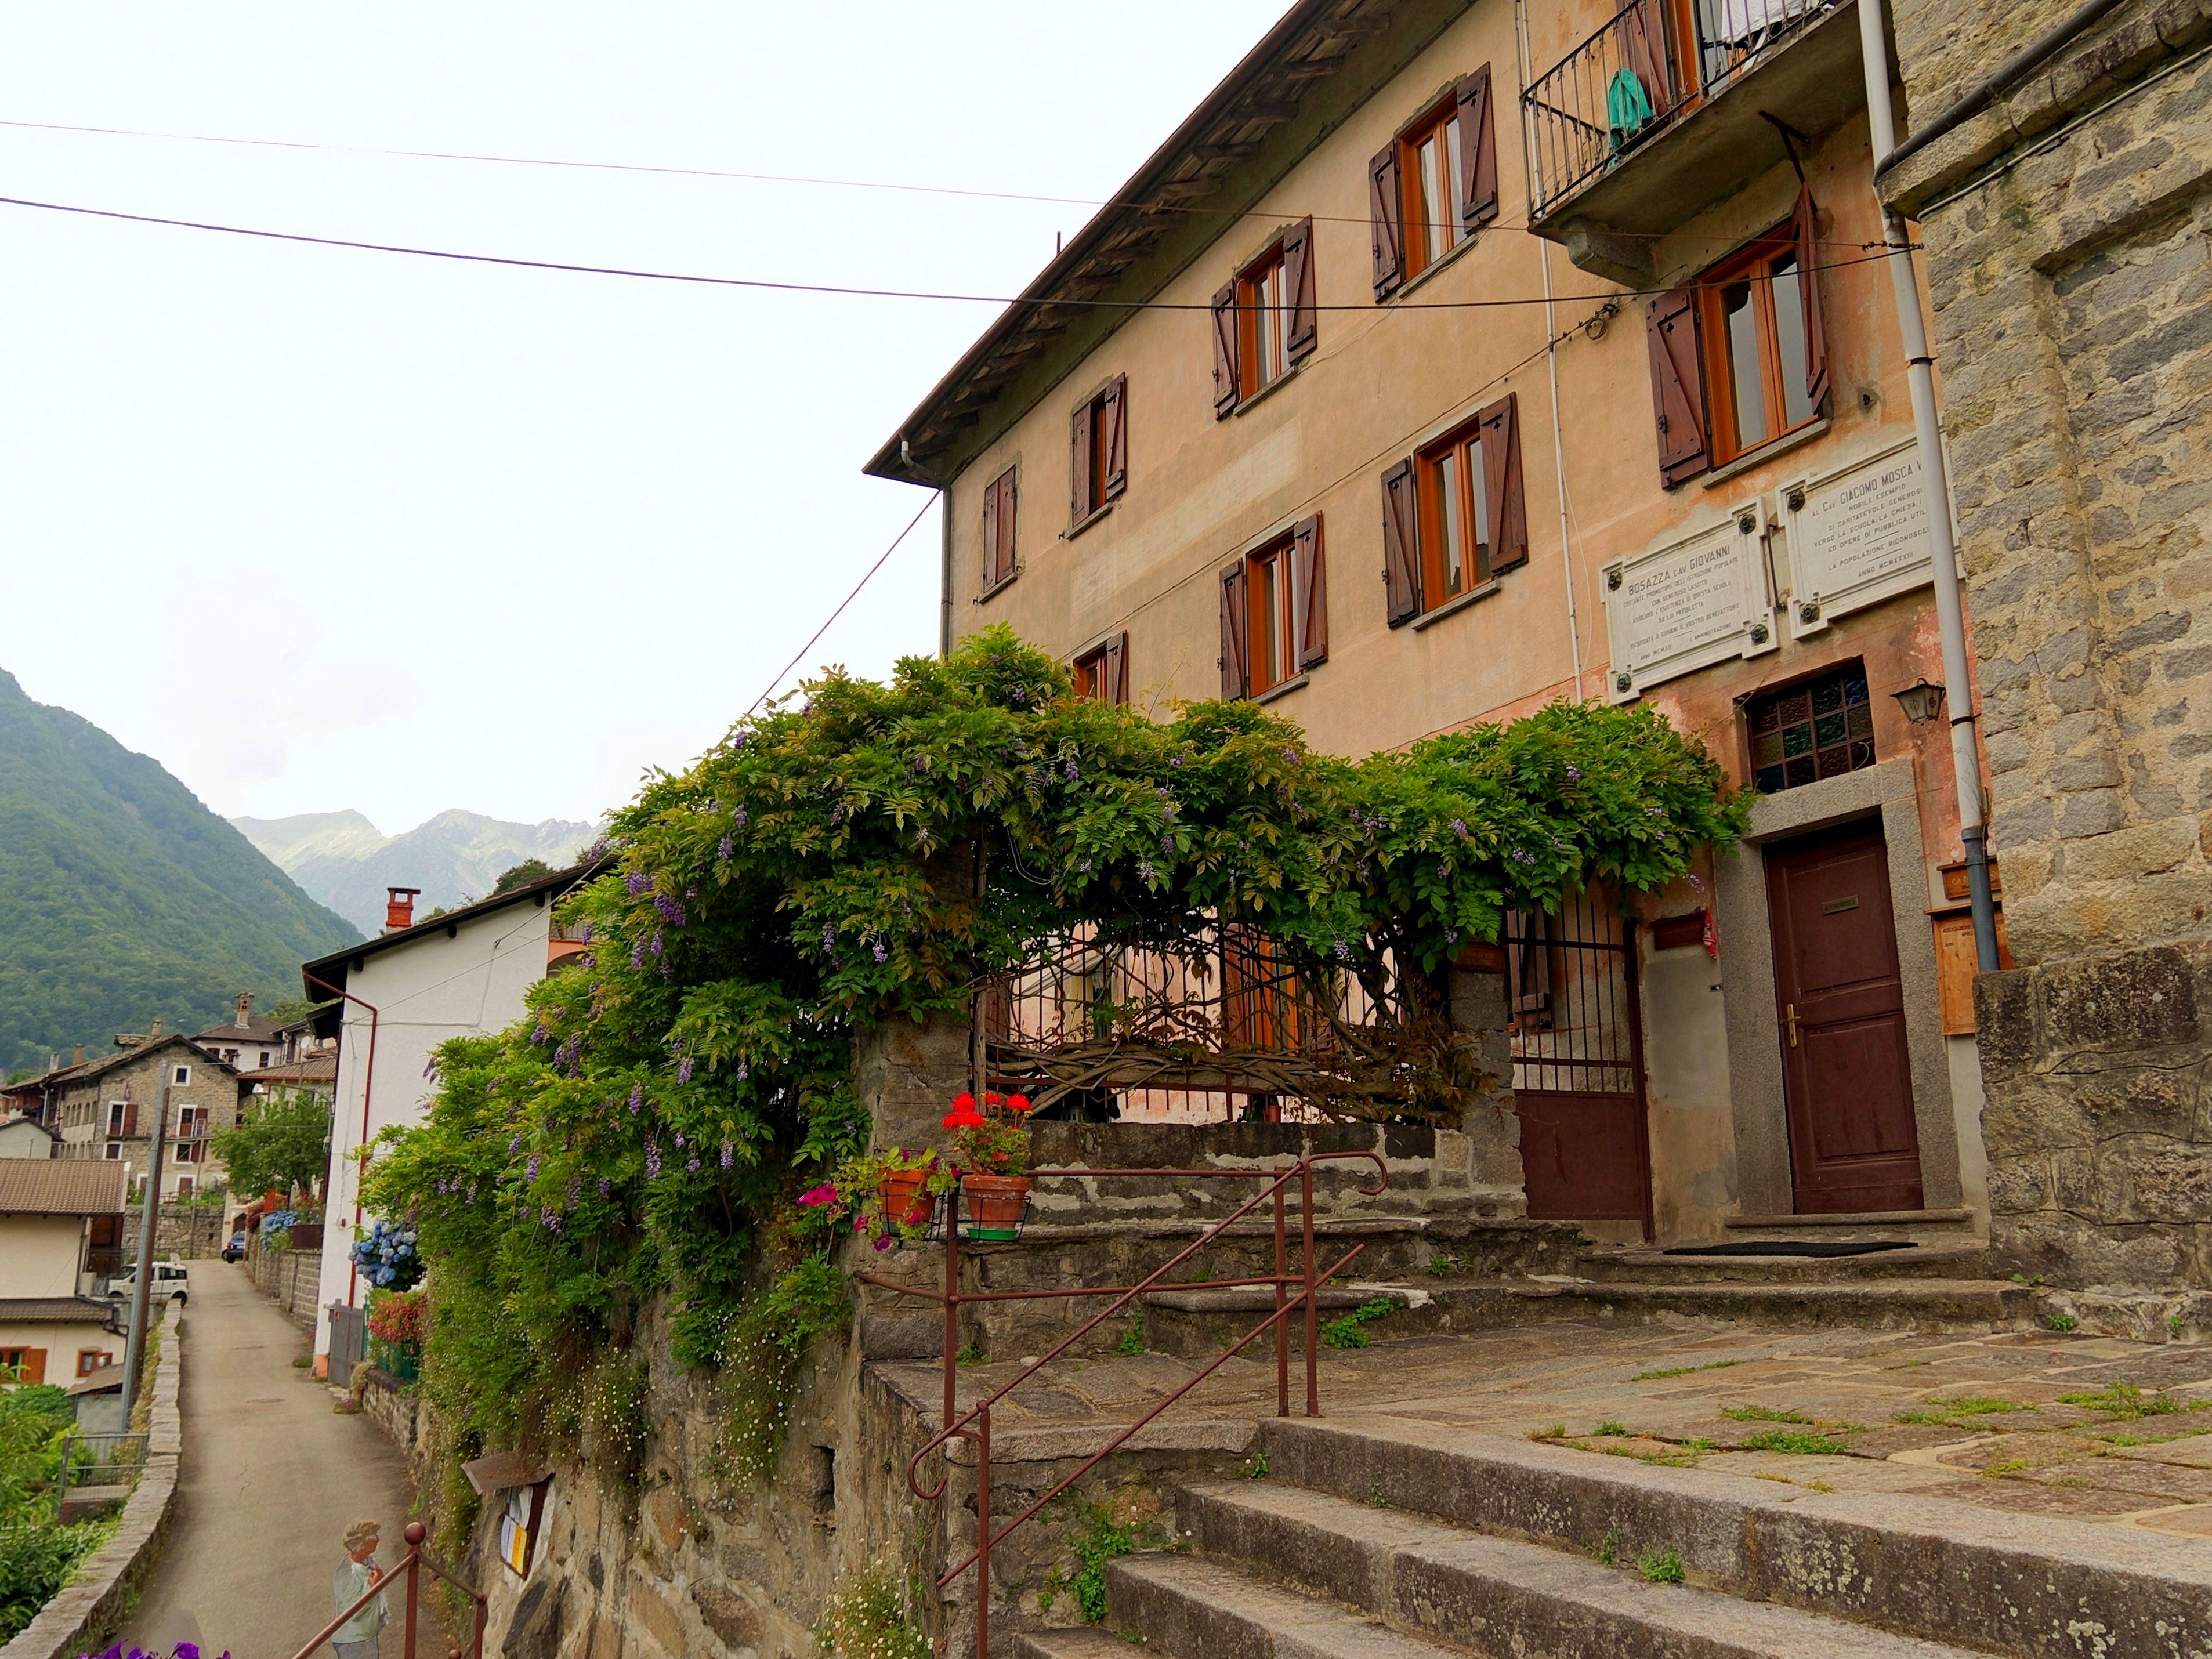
[0,669,361,1074]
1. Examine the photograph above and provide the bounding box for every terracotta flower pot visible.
[879,1170,937,1231]
[960,1173,1031,1242]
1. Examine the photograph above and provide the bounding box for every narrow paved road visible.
[122,1260,422,1659]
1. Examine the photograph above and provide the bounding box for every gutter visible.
[1875,0,2128,175]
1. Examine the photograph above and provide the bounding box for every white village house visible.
[305,863,598,1367]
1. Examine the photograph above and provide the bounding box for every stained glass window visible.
[1748,664,1874,793]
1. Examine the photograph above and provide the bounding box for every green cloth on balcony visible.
[1607,67,1655,154]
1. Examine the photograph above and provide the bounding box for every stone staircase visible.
[1012,1412,2212,1659]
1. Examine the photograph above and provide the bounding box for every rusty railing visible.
[860,1150,1388,1658]
[289,1520,487,1659]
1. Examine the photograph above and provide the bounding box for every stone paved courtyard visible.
[895,1313,2212,1541]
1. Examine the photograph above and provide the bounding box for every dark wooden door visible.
[1765,823,1923,1213]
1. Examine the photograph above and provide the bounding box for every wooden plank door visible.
[1765,823,1923,1212]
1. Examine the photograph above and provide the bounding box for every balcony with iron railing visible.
[1522,0,1867,284]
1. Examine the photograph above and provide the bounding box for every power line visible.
[744,495,937,720]
[0,190,1912,309]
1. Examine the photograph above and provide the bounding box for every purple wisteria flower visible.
[673,1131,685,1147]
[821,923,836,952]
[646,1139,662,1178]
[686,1157,701,1172]
[1063,759,1078,781]
[525,1154,540,1183]
[530,1024,550,1045]
[1333,941,1352,961]
[735,1063,748,1081]
[508,1136,522,1154]
[677,1057,694,1084]
[718,836,735,860]
[631,938,646,970]
[1450,819,1468,839]
[654,893,686,926]
[871,940,889,963]
[599,1178,612,1197]
[733,808,747,828]
[625,871,651,898]
[1565,766,1580,780]
[628,1085,644,1114]
[649,930,664,957]
[720,1139,733,1168]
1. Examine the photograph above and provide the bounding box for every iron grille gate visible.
[1506,889,1653,1233]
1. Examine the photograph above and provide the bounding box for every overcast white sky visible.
[0,3,1287,833]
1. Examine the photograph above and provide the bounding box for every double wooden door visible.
[1765,823,1924,1213]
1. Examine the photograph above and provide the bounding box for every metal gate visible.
[1506,889,1653,1233]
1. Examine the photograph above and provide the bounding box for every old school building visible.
[869,0,2001,1244]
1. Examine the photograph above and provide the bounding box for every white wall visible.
[0,1320,121,1383]
[314,896,553,1353]
[0,1215,85,1299]
[0,1120,55,1158]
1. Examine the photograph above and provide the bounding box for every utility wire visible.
[743,495,936,720]
[0,191,1913,308]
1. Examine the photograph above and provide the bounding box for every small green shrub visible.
[1721,1404,1812,1424]
[1069,1509,1142,1622]
[2047,1312,2078,1332]
[1632,1359,1742,1381]
[2058,1382,2190,1419]
[1637,1548,1685,1584]
[814,1559,929,1659]
[1117,1325,1145,1356]
[1592,1527,1620,1566]
[1237,1451,1269,1479]
[1742,1430,1849,1456]
[1594,1420,1628,1437]
[1320,1299,1395,1350]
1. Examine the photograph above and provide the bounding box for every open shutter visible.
[1211,282,1240,417]
[980,472,1002,588]
[1070,399,1094,521]
[122,1103,138,1140]
[1381,459,1422,626]
[1645,288,1709,487]
[1457,67,1500,232]
[1507,910,1554,1021]
[1283,217,1318,362]
[1478,393,1528,577]
[1100,375,1128,501]
[1103,632,1129,706]
[1369,144,1405,300]
[1793,186,1831,416]
[1292,513,1328,671]
[1219,562,1250,698]
[1621,0,1672,115]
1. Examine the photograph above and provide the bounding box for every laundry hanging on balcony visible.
[1711,0,1827,52]
[1606,67,1656,155]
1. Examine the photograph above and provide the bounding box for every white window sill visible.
[1252,672,1310,705]
[1063,501,1115,542]
[1700,416,1830,490]
[1411,578,1501,629]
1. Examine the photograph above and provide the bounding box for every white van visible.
[107,1260,190,1306]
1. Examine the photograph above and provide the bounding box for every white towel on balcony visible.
[1713,0,1824,49]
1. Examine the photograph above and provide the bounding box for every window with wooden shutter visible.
[1456,66,1500,234]
[1404,392,1528,612]
[1100,375,1128,501]
[1645,287,1710,487]
[1477,393,1527,575]
[1211,282,1239,418]
[1217,222,1317,414]
[1070,378,1128,521]
[1291,513,1328,671]
[981,466,1017,591]
[1689,202,1829,469]
[1070,399,1095,523]
[1369,144,1404,300]
[1380,458,1421,626]
[1282,218,1317,361]
[1074,632,1130,705]
[1219,561,1250,698]
[1506,909,1554,1026]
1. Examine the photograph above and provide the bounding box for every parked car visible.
[220,1230,247,1262]
[106,1260,190,1306]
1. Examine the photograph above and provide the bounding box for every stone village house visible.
[49,1033,241,1202]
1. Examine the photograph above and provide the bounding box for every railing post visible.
[403,1521,424,1658]
[1301,1159,1319,1418]
[1273,1182,1289,1419]
[54,1430,73,1522]
[976,1406,992,1659]
[943,1193,960,1436]
[472,1593,487,1659]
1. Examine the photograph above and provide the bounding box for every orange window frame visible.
[1415,419,1490,608]
[1237,245,1291,397]
[1397,95,1464,281]
[1245,538,1297,695]
[1696,228,1815,464]
[1073,646,1109,702]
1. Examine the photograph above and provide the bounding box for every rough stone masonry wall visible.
[1885,0,2212,1291]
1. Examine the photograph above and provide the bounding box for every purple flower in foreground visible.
[677,1057,694,1084]
[1565,765,1580,780]
[646,1139,661,1178]
[625,871,650,898]
[686,1157,700,1172]
[720,1139,734,1168]
[525,1154,540,1183]
[628,1084,643,1114]
[1450,819,1468,839]
[1063,759,1078,781]
[718,836,734,860]
[631,939,646,970]
[508,1136,521,1154]
[599,1178,611,1197]
[872,940,889,963]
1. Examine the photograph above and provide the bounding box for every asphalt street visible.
[120,1259,421,1659]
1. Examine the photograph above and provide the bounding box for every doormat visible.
[1660,1240,1917,1258]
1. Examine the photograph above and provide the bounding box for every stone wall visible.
[124,1202,228,1262]
[249,1243,324,1331]
[1884,0,2212,1291]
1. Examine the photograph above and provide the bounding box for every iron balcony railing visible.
[53,1430,148,1520]
[1524,0,1840,215]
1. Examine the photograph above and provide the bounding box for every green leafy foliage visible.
[210,1091,333,1199]
[360,629,1744,1506]
[0,1383,112,1640]
[1319,1298,1395,1349]
[813,1558,930,1659]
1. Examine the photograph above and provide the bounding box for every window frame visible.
[1238,244,1293,399]
[1068,376,1128,527]
[1695,226,1819,466]
[1398,93,1469,283]
[1744,660,1877,794]
[1414,414,1494,608]
[1244,535,1299,697]
[1071,633,1129,706]
[980,465,1019,594]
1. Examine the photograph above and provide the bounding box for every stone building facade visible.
[1882,0,2212,1299]
[50,1034,242,1200]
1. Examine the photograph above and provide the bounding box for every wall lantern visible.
[1892,679,1946,725]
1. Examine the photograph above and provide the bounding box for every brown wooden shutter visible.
[1070,399,1094,521]
[1622,0,1672,113]
[1793,185,1831,416]
[1103,631,1129,706]
[122,1103,137,1139]
[1380,458,1422,626]
[1211,282,1240,418]
[1219,560,1250,698]
[980,472,1002,588]
[1100,376,1128,501]
[1369,144,1405,300]
[999,470,1017,581]
[1478,393,1528,577]
[1456,67,1500,233]
[1291,513,1328,671]
[1507,910,1554,1019]
[1645,288,1709,487]
[1283,218,1318,362]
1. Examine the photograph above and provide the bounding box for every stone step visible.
[1724,1208,1982,1242]
[1574,1241,1995,1285]
[1252,1412,2212,1659]
[1176,1479,1987,1659]
[1011,1628,1150,1659]
[1105,1551,1482,1658]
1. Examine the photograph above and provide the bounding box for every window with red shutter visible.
[1291,514,1328,671]
[1392,393,1530,619]
[1677,194,1830,475]
[1369,144,1404,300]
[1216,220,1317,415]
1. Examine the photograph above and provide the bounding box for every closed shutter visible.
[1219,561,1250,698]
[1100,376,1128,501]
[1478,393,1529,577]
[1283,218,1318,361]
[1070,399,1095,521]
[1645,288,1709,487]
[1380,458,1422,626]
[1292,514,1328,671]
[981,472,1003,588]
[1369,144,1405,300]
[1508,910,1554,1019]
[1622,0,1671,113]
[1212,282,1240,417]
[1793,185,1831,416]
[122,1103,138,1140]
[998,470,1017,582]
[1456,66,1500,232]
[1103,632,1129,705]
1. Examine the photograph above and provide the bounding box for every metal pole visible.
[403,1522,423,1659]
[1301,1160,1319,1419]
[1858,0,2001,971]
[1273,1182,1289,1419]
[943,1199,960,1437]
[120,1078,171,1427]
[975,1407,991,1659]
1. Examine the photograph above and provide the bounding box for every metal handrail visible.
[860,1150,1388,1657]
[52,1430,149,1521]
[288,1521,487,1659]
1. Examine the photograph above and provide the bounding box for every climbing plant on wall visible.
[362,626,1746,1475]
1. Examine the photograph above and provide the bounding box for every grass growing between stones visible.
[2058,1382,2202,1419]
[1320,1299,1395,1349]
[1632,1360,1743,1382]
[1637,1548,1686,1584]
[1894,1396,2027,1425]
[1741,1430,1854,1455]
[813,1558,929,1659]
[1720,1405,1813,1424]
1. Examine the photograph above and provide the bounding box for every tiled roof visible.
[0,1296,115,1324]
[0,1160,128,1216]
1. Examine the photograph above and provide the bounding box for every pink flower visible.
[797,1184,839,1207]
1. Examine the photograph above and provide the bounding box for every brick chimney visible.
[236,991,254,1028]
[385,887,423,933]
[71,1046,84,1067]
